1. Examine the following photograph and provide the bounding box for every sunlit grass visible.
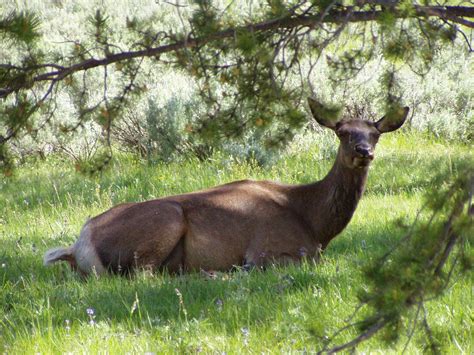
[0,133,472,353]
[0,0,471,351]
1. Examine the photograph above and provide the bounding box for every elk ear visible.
[307,97,341,130]
[375,106,409,133]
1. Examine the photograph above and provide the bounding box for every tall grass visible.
[1,1,472,352]
[1,134,472,353]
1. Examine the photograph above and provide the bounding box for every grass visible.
[0,133,472,353]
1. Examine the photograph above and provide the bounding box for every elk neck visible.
[291,146,370,249]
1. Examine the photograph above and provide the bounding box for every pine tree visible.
[0,1,472,173]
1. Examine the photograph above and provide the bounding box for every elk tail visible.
[43,246,74,266]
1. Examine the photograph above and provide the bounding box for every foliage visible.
[113,97,212,163]
[321,158,473,353]
[0,135,472,353]
[0,1,473,353]
[0,11,41,44]
[0,1,473,173]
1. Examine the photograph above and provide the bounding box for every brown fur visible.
[44,99,409,275]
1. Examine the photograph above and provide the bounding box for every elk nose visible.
[355,145,374,159]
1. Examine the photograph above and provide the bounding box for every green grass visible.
[0,133,472,353]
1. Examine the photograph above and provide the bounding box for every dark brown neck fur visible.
[292,147,369,249]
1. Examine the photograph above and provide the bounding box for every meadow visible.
[1,0,473,352]
[1,133,472,353]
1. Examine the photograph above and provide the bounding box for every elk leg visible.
[96,201,188,274]
[244,250,302,269]
[132,202,187,272]
[160,237,185,274]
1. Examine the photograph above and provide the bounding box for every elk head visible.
[308,98,409,169]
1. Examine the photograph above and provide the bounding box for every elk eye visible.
[336,130,348,138]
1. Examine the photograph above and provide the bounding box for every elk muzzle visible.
[355,144,374,159]
[353,144,374,167]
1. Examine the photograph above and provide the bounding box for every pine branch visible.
[320,319,387,354]
[1,5,473,100]
[319,166,473,353]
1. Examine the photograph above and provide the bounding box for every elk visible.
[44,98,409,276]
